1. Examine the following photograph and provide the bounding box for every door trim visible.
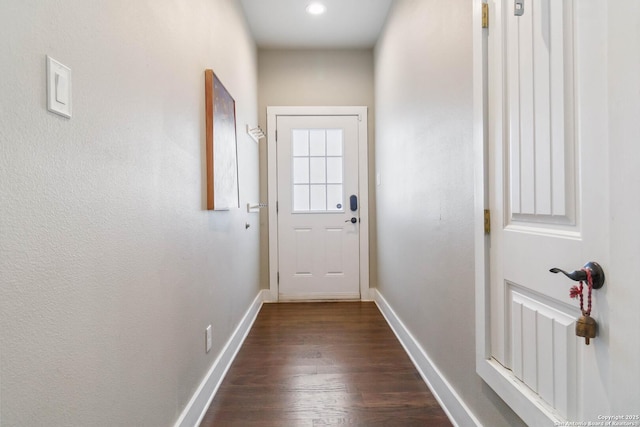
[266,106,370,302]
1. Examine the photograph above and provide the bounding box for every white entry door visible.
[482,0,609,424]
[268,109,368,301]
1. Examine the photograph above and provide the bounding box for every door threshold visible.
[277,294,362,302]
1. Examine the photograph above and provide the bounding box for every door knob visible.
[549,261,605,289]
[345,217,357,224]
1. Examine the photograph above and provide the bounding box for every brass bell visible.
[576,314,597,345]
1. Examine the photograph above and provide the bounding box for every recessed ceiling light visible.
[306,2,326,15]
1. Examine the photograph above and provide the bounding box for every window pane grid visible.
[291,128,344,213]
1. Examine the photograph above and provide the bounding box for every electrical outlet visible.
[205,325,212,353]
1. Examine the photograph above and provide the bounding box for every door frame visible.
[266,106,370,302]
[472,0,499,411]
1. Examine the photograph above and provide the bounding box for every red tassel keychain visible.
[570,269,597,345]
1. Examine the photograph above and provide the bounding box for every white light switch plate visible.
[46,56,72,118]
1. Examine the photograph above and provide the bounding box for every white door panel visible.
[484,0,608,423]
[276,115,361,300]
[506,0,576,223]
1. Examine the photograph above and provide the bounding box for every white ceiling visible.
[239,0,394,49]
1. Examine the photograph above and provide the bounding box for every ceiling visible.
[239,0,395,49]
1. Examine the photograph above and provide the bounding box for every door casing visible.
[266,106,370,302]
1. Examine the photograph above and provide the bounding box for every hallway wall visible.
[0,1,259,425]
[374,1,524,425]
[256,49,377,292]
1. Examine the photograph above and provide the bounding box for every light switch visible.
[47,56,71,118]
[55,72,68,105]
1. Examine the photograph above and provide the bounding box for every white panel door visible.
[485,0,608,423]
[276,115,361,300]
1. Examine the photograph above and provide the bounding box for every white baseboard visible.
[372,289,481,427]
[174,289,269,427]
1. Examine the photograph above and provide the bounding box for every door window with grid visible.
[291,129,344,212]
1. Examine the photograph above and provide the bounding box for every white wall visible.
[257,49,377,291]
[0,1,259,425]
[374,1,525,425]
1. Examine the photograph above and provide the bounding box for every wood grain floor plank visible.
[199,302,452,426]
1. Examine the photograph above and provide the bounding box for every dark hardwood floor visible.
[200,302,452,427]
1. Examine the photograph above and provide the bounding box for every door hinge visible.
[277,272,280,284]
[484,209,491,234]
[482,3,489,28]
[276,201,279,213]
[275,130,278,142]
